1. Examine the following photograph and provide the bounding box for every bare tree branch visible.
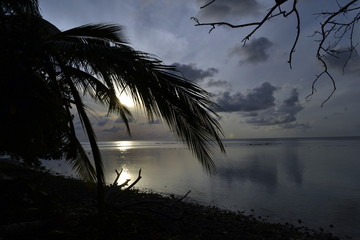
[200,0,215,9]
[192,0,300,69]
[193,0,360,106]
[308,0,359,105]
[288,2,300,69]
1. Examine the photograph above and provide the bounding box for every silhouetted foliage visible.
[0,0,225,208]
[0,3,77,166]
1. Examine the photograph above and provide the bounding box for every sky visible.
[39,0,360,140]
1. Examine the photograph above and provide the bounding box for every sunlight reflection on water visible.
[115,141,133,151]
[113,167,132,186]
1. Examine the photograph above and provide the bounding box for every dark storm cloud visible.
[230,37,273,65]
[246,89,308,129]
[283,88,300,107]
[196,0,261,20]
[216,82,278,112]
[172,62,218,83]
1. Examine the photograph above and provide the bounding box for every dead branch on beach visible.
[126,169,142,190]
[105,168,192,219]
[105,168,142,205]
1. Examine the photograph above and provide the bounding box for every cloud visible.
[216,82,278,112]
[242,112,258,117]
[115,117,136,124]
[172,62,218,83]
[196,0,261,20]
[148,120,161,125]
[207,79,230,88]
[280,122,311,129]
[102,126,122,133]
[139,119,162,125]
[230,37,273,65]
[171,62,228,87]
[97,118,109,127]
[323,48,360,75]
[245,88,308,128]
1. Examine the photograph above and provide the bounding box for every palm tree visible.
[1,0,97,179]
[0,0,225,208]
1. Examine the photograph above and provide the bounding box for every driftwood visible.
[105,168,142,205]
[104,169,192,219]
[110,168,142,189]
[118,179,131,189]
[125,169,142,190]
[112,169,123,185]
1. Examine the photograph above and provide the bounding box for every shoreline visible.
[0,160,346,239]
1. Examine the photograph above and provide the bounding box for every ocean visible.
[43,137,360,238]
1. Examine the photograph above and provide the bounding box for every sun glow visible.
[116,141,133,151]
[117,168,132,185]
[118,92,135,108]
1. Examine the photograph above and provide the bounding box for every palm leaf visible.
[59,24,128,45]
[58,63,105,208]
[64,104,96,182]
[65,138,97,182]
[47,23,225,172]
[61,66,133,135]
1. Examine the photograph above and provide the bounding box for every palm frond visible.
[65,138,97,182]
[60,66,133,135]
[46,23,225,172]
[60,65,105,188]
[100,51,225,172]
[52,23,128,46]
[145,72,225,173]
[64,104,96,182]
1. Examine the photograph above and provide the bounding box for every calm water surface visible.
[44,137,360,238]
